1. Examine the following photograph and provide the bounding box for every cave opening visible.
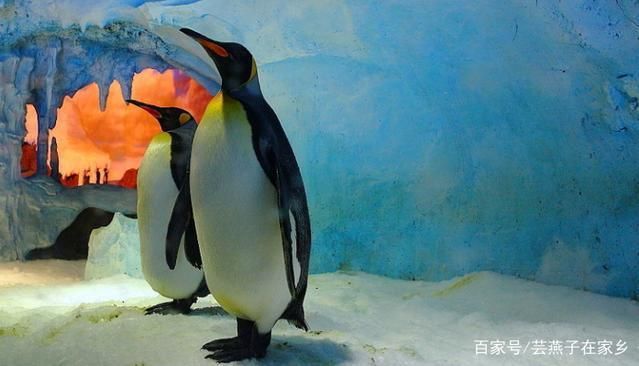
[22,67,213,261]
[21,67,212,188]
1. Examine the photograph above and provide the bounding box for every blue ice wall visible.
[1,0,638,298]
[154,0,639,298]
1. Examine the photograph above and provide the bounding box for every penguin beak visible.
[126,99,162,119]
[180,28,229,58]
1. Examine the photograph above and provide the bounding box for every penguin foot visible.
[203,318,271,362]
[205,347,253,363]
[144,298,195,315]
[201,337,245,351]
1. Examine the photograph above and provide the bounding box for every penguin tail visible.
[281,297,309,331]
[193,278,210,298]
[287,317,309,332]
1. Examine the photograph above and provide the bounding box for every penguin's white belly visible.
[191,97,291,332]
[137,133,203,300]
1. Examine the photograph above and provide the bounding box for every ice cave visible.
[1,0,639,365]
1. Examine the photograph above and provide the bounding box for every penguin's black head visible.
[180,28,257,93]
[126,99,194,132]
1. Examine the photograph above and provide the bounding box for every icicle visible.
[35,111,49,175]
[116,73,133,102]
[45,108,58,132]
[31,42,61,174]
[97,79,110,112]
[112,61,135,103]
[15,57,34,97]
[13,58,34,136]
[43,46,57,128]
[0,56,32,183]
[0,57,20,132]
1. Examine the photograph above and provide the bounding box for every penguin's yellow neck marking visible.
[150,131,171,145]
[203,92,246,123]
[249,59,257,81]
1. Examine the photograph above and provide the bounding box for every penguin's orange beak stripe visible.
[198,38,229,58]
[139,106,162,119]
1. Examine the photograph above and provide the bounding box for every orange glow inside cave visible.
[23,68,213,185]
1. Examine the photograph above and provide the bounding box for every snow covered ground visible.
[0,260,638,365]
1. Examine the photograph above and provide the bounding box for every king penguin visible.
[174,28,311,362]
[129,99,208,315]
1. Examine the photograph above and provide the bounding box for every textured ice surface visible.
[151,0,639,298]
[0,260,638,365]
[85,213,142,280]
[1,0,639,299]
[0,0,217,260]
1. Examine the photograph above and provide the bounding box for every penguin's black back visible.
[164,120,204,272]
[168,120,197,189]
[231,87,311,330]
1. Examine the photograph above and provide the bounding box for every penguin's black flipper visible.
[266,147,311,297]
[166,122,200,269]
[273,160,297,297]
[269,149,311,331]
[184,214,202,269]
[166,182,192,270]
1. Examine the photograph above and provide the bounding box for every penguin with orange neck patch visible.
[128,99,208,315]
[172,28,311,362]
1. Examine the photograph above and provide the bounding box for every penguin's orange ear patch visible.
[199,38,229,58]
[179,113,191,125]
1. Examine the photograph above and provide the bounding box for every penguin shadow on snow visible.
[189,305,228,317]
[155,307,351,363]
[254,335,353,365]
[182,307,351,363]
